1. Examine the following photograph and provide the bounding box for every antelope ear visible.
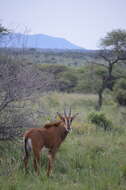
[71,113,79,120]
[57,112,63,120]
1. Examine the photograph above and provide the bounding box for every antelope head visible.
[57,108,78,132]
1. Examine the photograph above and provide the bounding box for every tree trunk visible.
[96,89,104,111]
[108,63,113,80]
[96,76,106,110]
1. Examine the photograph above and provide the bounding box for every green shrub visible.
[115,89,126,106]
[57,70,78,92]
[114,79,126,106]
[88,112,112,131]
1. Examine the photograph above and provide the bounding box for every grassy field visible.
[1,92,126,190]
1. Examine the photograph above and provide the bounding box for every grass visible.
[1,92,126,190]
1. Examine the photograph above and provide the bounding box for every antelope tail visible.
[24,137,32,157]
[24,137,29,158]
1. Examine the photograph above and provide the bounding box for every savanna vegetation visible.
[1,25,126,190]
[1,92,126,190]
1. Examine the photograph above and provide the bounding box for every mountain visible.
[0,33,84,50]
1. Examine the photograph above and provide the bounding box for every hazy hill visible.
[0,33,84,50]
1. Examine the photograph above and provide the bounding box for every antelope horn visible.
[64,107,67,117]
[69,107,72,117]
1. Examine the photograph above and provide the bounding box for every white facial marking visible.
[64,118,67,130]
[64,117,72,132]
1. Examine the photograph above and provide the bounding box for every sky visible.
[0,0,126,49]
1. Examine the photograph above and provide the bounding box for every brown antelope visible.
[23,108,78,176]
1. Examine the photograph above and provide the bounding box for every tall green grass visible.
[1,92,126,190]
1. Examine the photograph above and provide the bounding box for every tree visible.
[0,56,55,139]
[96,29,126,110]
[0,24,56,139]
[0,24,8,35]
[0,23,9,44]
[100,29,126,53]
[0,58,54,113]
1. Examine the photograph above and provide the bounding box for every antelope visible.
[23,108,78,176]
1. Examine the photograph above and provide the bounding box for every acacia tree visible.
[96,29,126,110]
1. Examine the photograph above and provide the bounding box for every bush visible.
[114,79,126,106]
[115,89,126,106]
[88,112,112,131]
[57,70,78,92]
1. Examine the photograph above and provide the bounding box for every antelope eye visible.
[62,118,65,122]
[70,118,73,122]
